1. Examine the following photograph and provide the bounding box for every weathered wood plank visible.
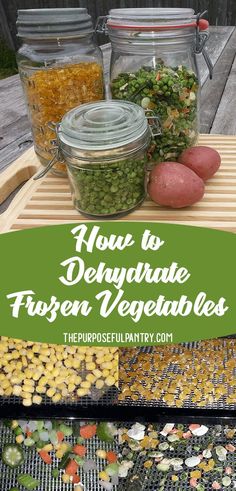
[0,74,30,149]
[0,115,30,152]
[198,26,235,86]
[211,53,236,135]
[0,132,33,171]
[0,0,15,50]
[0,73,32,170]
[228,0,236,27]
[200,28,236,133]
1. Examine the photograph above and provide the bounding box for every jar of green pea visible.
[56,100,151,218]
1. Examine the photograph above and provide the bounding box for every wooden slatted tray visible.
[0,134,236,233]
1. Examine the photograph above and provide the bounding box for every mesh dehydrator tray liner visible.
[1,340,236,422]
[0,386,118,419]
[119,423,236,491]
[1,422,236,491]
[0,423,118,491]
[118,341,236,424]
[0,339,119,419]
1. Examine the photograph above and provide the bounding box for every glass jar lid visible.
[58,100,149,154]
[105,8,209,47]
[17,8,93,39]
[108,8,197,30]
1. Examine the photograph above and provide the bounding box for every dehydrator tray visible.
[0,338,119,420]
[0,421,118,491]
[1,420,236,491]
[0,387,118,420]
[118,340,236,423]
[1,338,236,422]
[118,422,236,491]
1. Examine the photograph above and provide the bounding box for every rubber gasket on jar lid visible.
[107,22,197,30]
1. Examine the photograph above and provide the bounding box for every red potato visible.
[179,146,221,181]
[148,162,205,208]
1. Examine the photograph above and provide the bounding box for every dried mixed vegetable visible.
[2,420,236,490]
[1,420,119,490]
[118,422,236,490]
[111,63,199,163]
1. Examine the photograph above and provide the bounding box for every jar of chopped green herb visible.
[101,8,212,164]
[56,100,151,218]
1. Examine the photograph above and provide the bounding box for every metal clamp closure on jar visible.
[195,11,213,79]
[96,9,213,79]
[34,101,162,180]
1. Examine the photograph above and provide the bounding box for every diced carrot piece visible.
[190,478,198,488]
[226,444,236,453]
[57,431,65,442]
[212,482,221,490]
[183,431,192,439]
[72,474,81,484]
[39,450,52,465]
[65,460,79,476]
[73,445,86,457]
[189,424,200,431]
[80,424,97,439]
[106,451,117,463]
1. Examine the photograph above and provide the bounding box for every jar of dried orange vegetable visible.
[16,8,104,176]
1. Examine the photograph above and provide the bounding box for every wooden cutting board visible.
[0,134,236,233]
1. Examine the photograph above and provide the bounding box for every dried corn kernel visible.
[99,471,110,481]
[96,449,107,459]
[62,473,70,484]
[32,395,43,405]
[22,398,32,407]
[96,379,105,390]
[16,434,24,444]
[22,63,104,173]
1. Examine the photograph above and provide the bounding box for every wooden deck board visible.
[211,50,236,134]
[198,26,235,85]
[201,28,236,133]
